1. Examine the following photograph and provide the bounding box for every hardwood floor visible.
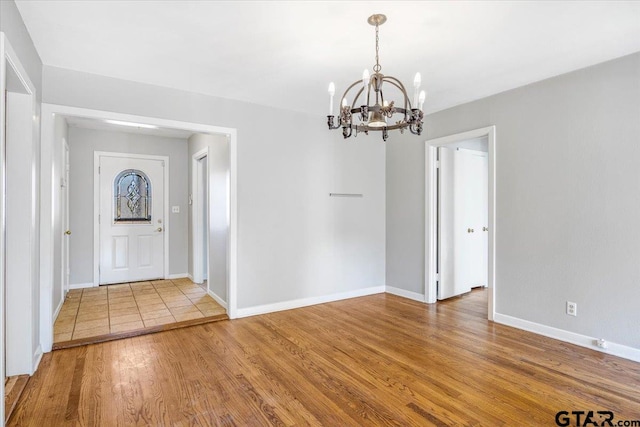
[4,375,29,423]
[10,289,640,426]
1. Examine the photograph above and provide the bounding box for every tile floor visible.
[53,278,226,342]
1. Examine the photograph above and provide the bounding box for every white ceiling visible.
[15,1,640,116]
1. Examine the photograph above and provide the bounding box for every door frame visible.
[94,151,170,286]
[1,32,40,415]
[191,148,209,285]
[40,104,239,352]
[425,126,496,320]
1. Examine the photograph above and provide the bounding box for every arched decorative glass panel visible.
[113,169,152,223]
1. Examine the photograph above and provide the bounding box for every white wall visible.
[386,52,640,349]
[44,66,386,311]
[67,127,189,284]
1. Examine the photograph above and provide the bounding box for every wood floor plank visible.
[10,289,640,426]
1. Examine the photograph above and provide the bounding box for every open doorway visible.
[189,135,230,310]
[192,150,209,286]
[425,126,496,320]
[437,142,488,300]
[40,105,239,352]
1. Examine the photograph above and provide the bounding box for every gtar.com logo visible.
[555,410,640,427]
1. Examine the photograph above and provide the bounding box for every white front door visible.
[438,147,488,299]
[99,154,165,284]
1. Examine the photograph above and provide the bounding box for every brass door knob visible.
[65,230,71,235]
[483,226,488,232]
[156,227,163,232]
[467,228,474,233]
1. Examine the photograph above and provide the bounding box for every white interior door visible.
[99,155,165,284]
[438,147,488,299]
[62,141,70,294]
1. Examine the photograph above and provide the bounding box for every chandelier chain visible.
[374,23,381,73]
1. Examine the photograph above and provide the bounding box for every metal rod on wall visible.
[329,193,364,198]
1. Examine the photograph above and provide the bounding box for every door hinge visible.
[435,160,440,169]
[98,166,101,174]
[98,214,101,224]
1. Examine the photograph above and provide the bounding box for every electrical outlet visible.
[566,301,577,316]
[596,339,608,349]
[172,206,180,213]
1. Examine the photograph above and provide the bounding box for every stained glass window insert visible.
[114,169,152,223]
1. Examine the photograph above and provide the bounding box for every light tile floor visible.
[54,278,226,342]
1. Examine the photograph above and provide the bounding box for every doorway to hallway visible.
[425,126,496,320]
[436,144,488,300]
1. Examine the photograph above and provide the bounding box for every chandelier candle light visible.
[327,14,426,142]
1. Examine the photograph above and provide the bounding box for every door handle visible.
[156,227,163,232]
[482,226,488,232]
[65,230,71,235]
[467,228,474,233]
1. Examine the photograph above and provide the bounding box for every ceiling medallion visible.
[327,14,425,142]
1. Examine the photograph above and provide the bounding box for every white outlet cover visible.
[172,206,180,213]
[566,301,577,316]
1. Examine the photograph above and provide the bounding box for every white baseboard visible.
[69,282,95,290]
[187,273,194,282]
[385,286,426,302]
[53,297,64,321]
[494,313,640,363]
[168,273,188,280]
[236,286,385,319]
[207,289,228,310]
[32,344,43,374]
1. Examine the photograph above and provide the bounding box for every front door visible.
[99,154,165,284]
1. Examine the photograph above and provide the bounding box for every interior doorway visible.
[62,141,70,295]
[40,105,239,352]
[425,126,496,320]
[436,143,488,300]
[192,150,209,286]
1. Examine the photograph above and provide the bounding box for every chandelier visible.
[327,14,426,142]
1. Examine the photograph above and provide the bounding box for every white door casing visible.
[98,154,166,284]
[438,147,488,300]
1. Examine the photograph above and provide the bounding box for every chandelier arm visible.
[353,86,367,107]
[383,76,412,110]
